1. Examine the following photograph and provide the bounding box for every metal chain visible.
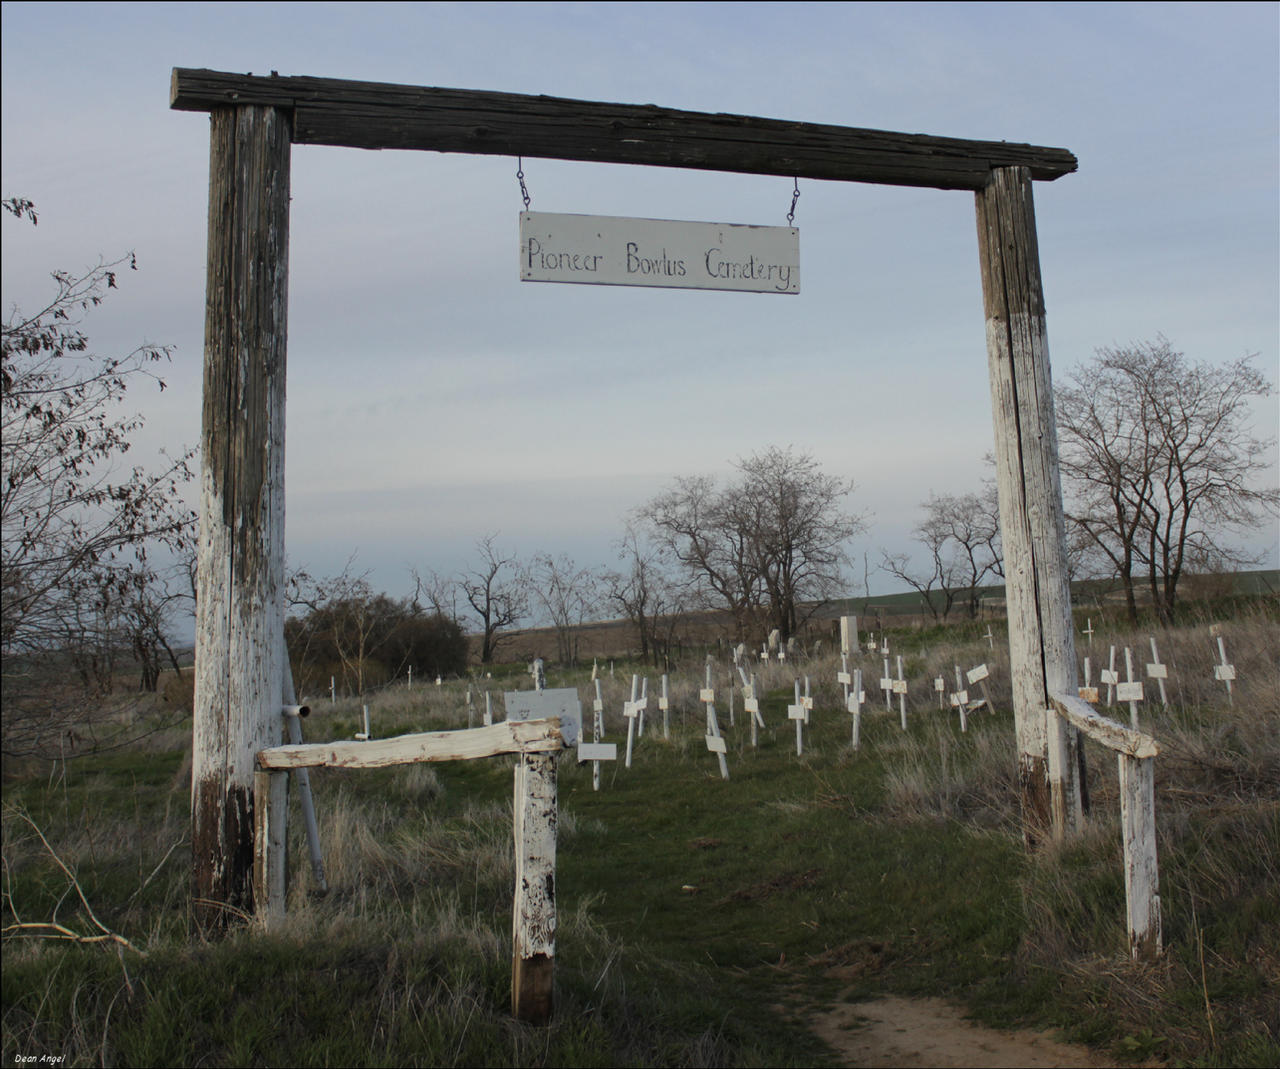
[517,157,531,210]
[786,177,800,226]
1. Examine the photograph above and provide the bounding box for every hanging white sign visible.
[519,211,799,294]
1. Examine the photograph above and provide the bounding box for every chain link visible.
[786,177,800,227]
[517,157,531,210]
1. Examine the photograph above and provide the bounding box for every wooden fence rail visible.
[1049,693,1162,960]
[253,716,569,1024]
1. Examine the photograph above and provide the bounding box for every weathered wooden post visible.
[976,165,1082,842]
[512,750,557,1023]
[191,101,291,930]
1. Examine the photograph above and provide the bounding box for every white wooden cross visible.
[1082,617,1095,648]
[788,678,807,756]
[893,655,908,730]
[1146,636,1169,709]
[702,662,729,779]
[1213,634,1236,705]
[934,674,945,710]
[622,674,644,768]
[984,624,995,650]
[847,668,866,749]
[866,637,877,654]
[586,678,615,791]
[837,653,852,708]
[1100,645,1119,706]
[1118,647,1144,731]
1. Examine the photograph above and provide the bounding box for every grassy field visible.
[3,604,1277,1066]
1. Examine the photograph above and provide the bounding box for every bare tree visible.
[526,553,601,666]
[605,524,679,667]
[641,446,862,643]
[1058,338,1278,624]
[460,534,527,664]
[881,487,1002,622]
[2,199,195,756]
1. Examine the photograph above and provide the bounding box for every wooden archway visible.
[171,68,1084,932]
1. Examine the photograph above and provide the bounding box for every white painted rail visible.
[254,716,570,1025]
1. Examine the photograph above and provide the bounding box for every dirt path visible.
[810,994,1118,1068]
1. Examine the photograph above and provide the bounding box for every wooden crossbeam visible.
[1049,694,1159,759]
[257,717,568,770]
[171,68,1077,191]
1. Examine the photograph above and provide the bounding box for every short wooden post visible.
[512,752,557,1024]
[252,768,289,924]
[976,165,1082,842]
[191,103,292,930]
[1118,753,1161,960]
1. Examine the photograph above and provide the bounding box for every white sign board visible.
[520,212,799,294]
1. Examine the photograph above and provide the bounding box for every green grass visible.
[4,609,1278,1066]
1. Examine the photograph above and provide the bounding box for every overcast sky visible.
[3,1,1277,607]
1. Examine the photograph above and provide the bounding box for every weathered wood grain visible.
[191,105,291,931]
[171,68,1076,191]
[1049,694,1160,759]
[257,717,568,770]
[975,166,1082,843]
